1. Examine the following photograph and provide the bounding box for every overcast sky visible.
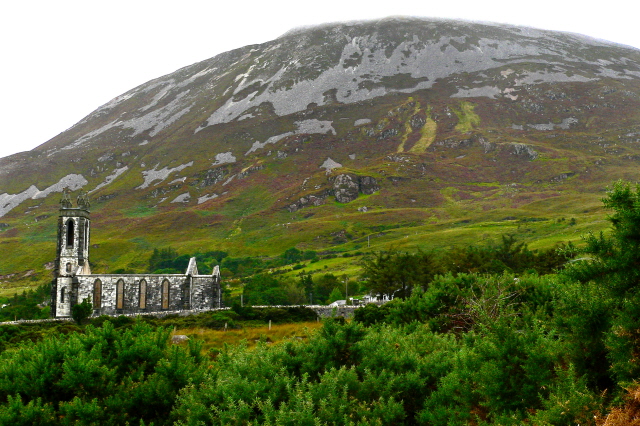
[1,0,638,160]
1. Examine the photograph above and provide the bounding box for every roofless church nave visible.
[51,191,221,318]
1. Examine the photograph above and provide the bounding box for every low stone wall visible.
[0,304,364,326]
[307,305,359,318]
[118,305,360,319]
[223,305,360,319]
[0,318,72,326]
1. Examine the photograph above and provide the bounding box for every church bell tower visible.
[52,190,91,317]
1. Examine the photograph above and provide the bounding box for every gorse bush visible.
[0,321,205,426]
[0,288,615,425]
[563,181,640,386]
[169,303,604,425]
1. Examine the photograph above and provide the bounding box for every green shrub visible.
[0,320,205,426]
[203,311,238,329]
[353,302,392,326]
[71,298,92,325]
[0,395,57,426]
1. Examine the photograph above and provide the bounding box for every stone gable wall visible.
[191,276,220,310]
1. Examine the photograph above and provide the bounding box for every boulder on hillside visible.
[332,174,380,203]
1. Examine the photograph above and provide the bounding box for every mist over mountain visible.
[2,17,640,280]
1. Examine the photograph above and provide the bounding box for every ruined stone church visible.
[50,192,222,318]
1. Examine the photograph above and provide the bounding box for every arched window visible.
[161,280,170,309]
[93,279,102,308]
[116,279,124,309]
[66,219,74,248]
[84,221,89,252]
[60,287,66,303]
[139,279,147,309]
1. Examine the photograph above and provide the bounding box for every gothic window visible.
[84,221,89,252]
[93,279,102,308]
[139,279,147,309]
[116,279,124,309]
[161,280,170,309]
[66,219,74,248]
[60,287,66,303]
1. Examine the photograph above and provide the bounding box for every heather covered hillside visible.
[2,17,640,293]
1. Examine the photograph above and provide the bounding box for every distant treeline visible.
[137,233,574,308]
[361,233,573,301]
[0,284,50,322]
[142,246,319,277]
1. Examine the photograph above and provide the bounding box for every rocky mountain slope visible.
[2,17,640,285]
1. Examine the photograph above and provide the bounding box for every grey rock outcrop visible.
[511,143,539,160]
[287,193,330,212]
[287,174,380,211]
[171,335,190,344]
[333,174,360,203]
[332,174,380,203]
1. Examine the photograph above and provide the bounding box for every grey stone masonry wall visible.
[243,305,359,319]
[191,275,220,310]
[76,274,185,316]
[71,272,220,317]
[303,305,359,319]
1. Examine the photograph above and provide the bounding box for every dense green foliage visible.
[562,180,640,386]
[0,321,205,425]
[440,233,573,276]
[242,274,289,305]
[71,298,93,325]
[148,248,229,274]
[5,181,640,423]
[0,277,610,425]
[361,250,438,300]
[239,272,348,306]
[360,234,572,300]
[0,282,50,321]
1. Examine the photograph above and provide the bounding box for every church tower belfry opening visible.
[56,190,91,277]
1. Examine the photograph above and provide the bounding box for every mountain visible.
[2,17,640,288]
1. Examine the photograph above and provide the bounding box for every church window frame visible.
[84,221,89,252]
[66,219,75,248]
[93,279,102,309]
[116,279,125,310]
[161,280,170,309]
[139,279,147,309]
